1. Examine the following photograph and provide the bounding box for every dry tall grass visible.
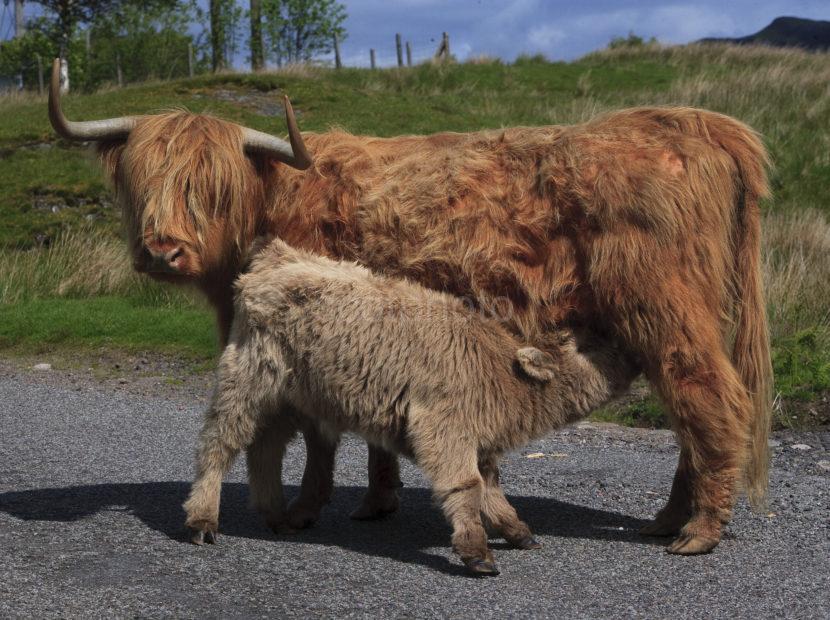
[762,209,830,343]
[0,229,193,306]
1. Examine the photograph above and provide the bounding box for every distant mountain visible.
[700,16,830,51]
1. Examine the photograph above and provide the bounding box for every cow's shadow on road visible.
[0,482,658,576]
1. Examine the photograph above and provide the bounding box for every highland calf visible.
[183,239,638,575]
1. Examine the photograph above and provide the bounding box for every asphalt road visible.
[0,364,828,619]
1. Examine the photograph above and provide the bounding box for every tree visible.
[250,0,264,71]
[208,0,242,71]
[209,0,226,70]
[29,1,117,57]
[262,0,346,66]
[87,2,205,87]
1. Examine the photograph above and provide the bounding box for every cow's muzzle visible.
[136,246,186,275]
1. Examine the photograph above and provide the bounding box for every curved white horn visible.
[48,58,137,141]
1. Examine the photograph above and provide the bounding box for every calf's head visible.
[48,59,312,285]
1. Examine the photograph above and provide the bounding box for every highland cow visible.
[183,238,638,575]
[49,57,772,555]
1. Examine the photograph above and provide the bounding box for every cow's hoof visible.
[285,502,322,530]
[666,533,719,555]
[512,536,542,550]
[464,558,500,576]
[349,491,399,520]
[266,518,298,536]
[188,525,218,545]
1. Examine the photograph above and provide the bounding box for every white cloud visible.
[527,24,567,50]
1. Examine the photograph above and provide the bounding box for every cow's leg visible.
[639,447,693,536]
[643,319,752,555]
[349,445,401,520]
[478,453,540,550]
[285,421,339,529]
[246,410,299,534]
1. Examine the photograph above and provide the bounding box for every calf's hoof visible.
[512,536,542,550]
[464,558,500,576]
[187,520,218,545]
[349,490,399,521]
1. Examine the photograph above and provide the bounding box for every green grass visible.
[1,42,829,428]
[591,395,669,429]
[0,296,216,359]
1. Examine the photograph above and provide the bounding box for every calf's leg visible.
[183,397,259,544]
[184,337,283,544]
[478,454,540,550]
[411,420,496,575]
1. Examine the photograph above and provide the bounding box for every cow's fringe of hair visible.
[100,112,264,258]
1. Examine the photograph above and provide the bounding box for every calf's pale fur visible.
[184,239,637,574]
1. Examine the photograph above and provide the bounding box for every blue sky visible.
[336,0,829,66]
[3,1,827,67]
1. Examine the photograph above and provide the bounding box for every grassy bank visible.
[1,42,828,427]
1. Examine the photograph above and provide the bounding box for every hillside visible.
[701,16,830,51]
[0,43,828,427]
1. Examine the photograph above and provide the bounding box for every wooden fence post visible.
[395,33,403,67]
[333,35,342,69]
[188,43,194,77]
[434,32,450,62]
[116,52,123,87]
[36,54,44,96]
[370,49,376,69]
[406,41,412,67]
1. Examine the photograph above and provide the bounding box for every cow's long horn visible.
[240,96,312,170]
[48,58,137,141]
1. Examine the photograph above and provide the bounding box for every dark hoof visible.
[514,536,542,550]
[189,527,217,545]
[266,519,298,536]
[349,494,399,521]
[464,558,500,576]
[285,508,320,530]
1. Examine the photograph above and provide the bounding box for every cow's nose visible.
[144,246,185,273]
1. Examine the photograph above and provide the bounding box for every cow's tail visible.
[709,114,773,510]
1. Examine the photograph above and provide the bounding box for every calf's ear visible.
[516,347,557,382]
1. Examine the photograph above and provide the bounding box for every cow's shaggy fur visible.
[183,239,638,574]
[100,105,772,554]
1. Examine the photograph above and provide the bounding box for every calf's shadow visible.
[0,481,656,576]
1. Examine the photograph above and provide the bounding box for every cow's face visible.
[100,112,265,284]
[48,62,309,285]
